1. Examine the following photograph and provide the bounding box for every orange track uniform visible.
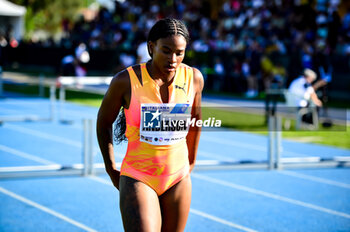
[120,63,195,196]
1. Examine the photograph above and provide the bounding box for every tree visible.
[9,0,92,39]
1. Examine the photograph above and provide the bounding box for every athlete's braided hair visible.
[147,18,190,57]
[114,18,190,144]
[114,108,127,144]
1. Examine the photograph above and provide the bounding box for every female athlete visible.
[97,18,204,231]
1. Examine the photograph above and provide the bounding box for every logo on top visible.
[143,109,162,128]
[175,82,186,94]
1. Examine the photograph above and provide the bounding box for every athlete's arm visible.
[187,67,204,172]
[96,70,130,190]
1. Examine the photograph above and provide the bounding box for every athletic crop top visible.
[122,63,195,176]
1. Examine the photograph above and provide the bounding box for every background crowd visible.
[2,0,350,98]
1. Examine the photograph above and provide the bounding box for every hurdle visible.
[0,85,57,124]
[268,114,282,170]
[1,80,349,180]
[0,118,107,179]
[0,69,58,123]
[1,114,349,180]
[56,76,112,123]
[193,111,349,171]
[266,112,350,170]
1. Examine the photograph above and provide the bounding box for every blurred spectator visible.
[136,33,151,63]
[115,53,136,73]
[0,35,6,67]
[301,42,314,69]
[260,55,274,90]
[60,43,90,77]
[213,56,225,91]
[245,40,261,97]
[136,41,151,63]
[10,0,349,97]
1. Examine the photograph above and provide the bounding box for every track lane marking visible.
[192,173,350,219]
[190,209,258,232]
[4,123,347,163]
[0,144,56,165]
[201,134,349,158]
[279,170,350,189]
[88,176,257,232]
[0,187,97,232]
[3,124,81,148]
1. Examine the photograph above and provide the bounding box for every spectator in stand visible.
[213,56,225,91]
[245,40,261,97]
[136,33,151,63]
[60,43,90,77]
[301,42,314,69]
[14,0,349,98]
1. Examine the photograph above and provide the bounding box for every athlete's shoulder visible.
[178,63,197,73]
[179,63,203,82]
[178,62,191,69]
[178,63,201,77]
[192,67,203,77]
[191,67,204,92]
[178,62,200,72]
[112,63,142,81]
[108,68,132,94]
[111,69,129,84]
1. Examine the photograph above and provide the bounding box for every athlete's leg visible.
[119,176,162,232]
[159,174,192,232]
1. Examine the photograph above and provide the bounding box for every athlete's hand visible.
[107,168,121,190]
[189,163,195,173]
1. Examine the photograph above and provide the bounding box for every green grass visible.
[4,83,349,149]
[202,107,350,149]
[204,90,350,109]
[282,130,350,149]
[4,83,104,107]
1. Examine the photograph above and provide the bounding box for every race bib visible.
[140,103,191,145]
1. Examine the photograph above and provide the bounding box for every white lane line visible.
[0,144,56,165]
[201,134,347,158]
[282,150,322,158]
[279,171,350,189]
[3,101,97,118]
[88,176,112,186]
[5,122,341,163]
[2,124,102,156]
[2,100,50,105]
[0,186,97,232]
[198,150,237,161]
[189,209,258,232]
[88,176,256,231]
[201,135,266,152]
[192,173,350,219]
[3,124,81,148]
[0,106,25,114]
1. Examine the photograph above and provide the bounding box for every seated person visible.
[288,68,328,124]
[288,68,323,108]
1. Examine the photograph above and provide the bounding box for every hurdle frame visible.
[56,76,112,123]
[0,115,349,179]
[0,85,57,124]
[0,118,105,179]
[0,75,349,179]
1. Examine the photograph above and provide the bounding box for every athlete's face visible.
[148,35,187,76]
